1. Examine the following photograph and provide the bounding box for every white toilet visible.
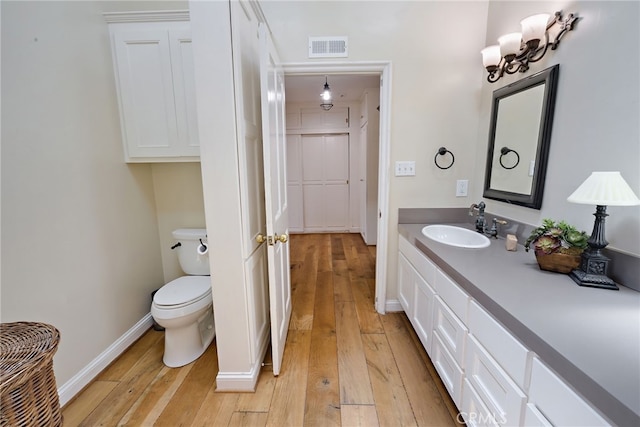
[151,228,215,367]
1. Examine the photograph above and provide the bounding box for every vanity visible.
[397,210,640,426]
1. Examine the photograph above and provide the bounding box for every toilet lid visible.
[154,276,211,307]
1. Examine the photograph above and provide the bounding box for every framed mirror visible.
[483,65,559,209]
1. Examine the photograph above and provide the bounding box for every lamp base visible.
[569,269,619,290]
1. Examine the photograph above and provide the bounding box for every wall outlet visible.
[456,179,468,197]
[395,161,415,176]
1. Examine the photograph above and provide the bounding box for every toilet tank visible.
[172,228,210,275]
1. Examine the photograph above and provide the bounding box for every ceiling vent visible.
[308,36,348,58]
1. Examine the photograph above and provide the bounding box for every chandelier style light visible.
[320,76,333,111]
[481,11,578,83]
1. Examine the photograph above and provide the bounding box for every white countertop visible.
[398,223,640,426]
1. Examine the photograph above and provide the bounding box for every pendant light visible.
[320,76,333,111]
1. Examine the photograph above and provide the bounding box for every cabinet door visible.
[359,92,368,127]
[359,123,367,242]
[413,271,436,355]
[113,29,180,159]
[397,252,415,315]
[169,28,199,157]
[301,134,349,231]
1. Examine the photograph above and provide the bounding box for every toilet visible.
[151,228,215,367]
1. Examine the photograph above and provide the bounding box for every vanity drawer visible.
[465,335,526,426]
[527,357,609,426]
[523,403,552,427]
[398,235,436,285]
[468,300,529,389]
[435,269,469,323]
[433,296,467,366]
[461,379,500,427]
[432,331,464,408]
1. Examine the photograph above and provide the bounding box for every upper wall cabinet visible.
[105,11,199,163]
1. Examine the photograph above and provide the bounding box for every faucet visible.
[469,202,508,238]
[469,201,486,233]
[487,218,508,238]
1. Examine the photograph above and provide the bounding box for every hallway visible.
[62,233,460,426]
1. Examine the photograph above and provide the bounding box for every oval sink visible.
[421,225,490,249]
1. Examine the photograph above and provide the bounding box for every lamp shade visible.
[567,172,640,206]
[498,33,523,57]
[520,13,550,43]
[481,45,501,67]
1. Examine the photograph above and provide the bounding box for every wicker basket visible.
[536,253,581,274]
[0,322,61,427]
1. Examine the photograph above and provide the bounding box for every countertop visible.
[398,223,640,426]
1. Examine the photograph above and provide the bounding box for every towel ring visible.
[434,147,455,170]
[499,147,520,170]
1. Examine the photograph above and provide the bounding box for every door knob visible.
[275,233,288,244]
[256,234,267,244]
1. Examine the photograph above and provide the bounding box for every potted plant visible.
[524,219,589,273]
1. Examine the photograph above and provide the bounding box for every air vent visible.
[308,36,348,58]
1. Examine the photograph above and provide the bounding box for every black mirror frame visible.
[483,64,559,209]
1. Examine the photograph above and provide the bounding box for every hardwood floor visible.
[62,233,461,426]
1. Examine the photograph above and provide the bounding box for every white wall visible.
[151,163,206,282]
[261,1,490,303]
[474,1,640,256]
[0,0,188,388]
[264,0,640,305]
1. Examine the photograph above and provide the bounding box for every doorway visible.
[283,62,392,314]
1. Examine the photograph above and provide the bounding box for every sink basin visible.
[421,225,490,249]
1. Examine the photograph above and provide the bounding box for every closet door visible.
[302,134,350,232]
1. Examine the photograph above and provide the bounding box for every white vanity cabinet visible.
[105,12,199,162]
[396,233,613,426]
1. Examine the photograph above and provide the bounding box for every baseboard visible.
[385,298,403,313]
[57,313,154,406]
[215,363,262,392]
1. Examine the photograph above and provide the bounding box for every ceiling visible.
[284,74,380,104]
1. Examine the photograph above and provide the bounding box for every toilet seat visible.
[152,276,213,321]
[154,276,211,308]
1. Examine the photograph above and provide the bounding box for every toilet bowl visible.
[151,229,215,368]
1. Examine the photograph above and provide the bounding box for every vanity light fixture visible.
[567,171,640,290]
[481,11,578,83]
[320,76,333,111]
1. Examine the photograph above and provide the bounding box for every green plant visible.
[524,219,589,256]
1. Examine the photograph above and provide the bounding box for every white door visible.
[259,24,292,376]
[359,123,368,241]
[301,134,350,232]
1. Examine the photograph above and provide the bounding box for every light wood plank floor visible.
[62,233,462,426]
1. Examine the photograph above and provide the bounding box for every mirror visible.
[483,65,559,209]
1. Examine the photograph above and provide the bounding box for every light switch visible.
[395,161,416,176]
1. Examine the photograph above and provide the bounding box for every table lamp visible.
[567,171,640,290]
